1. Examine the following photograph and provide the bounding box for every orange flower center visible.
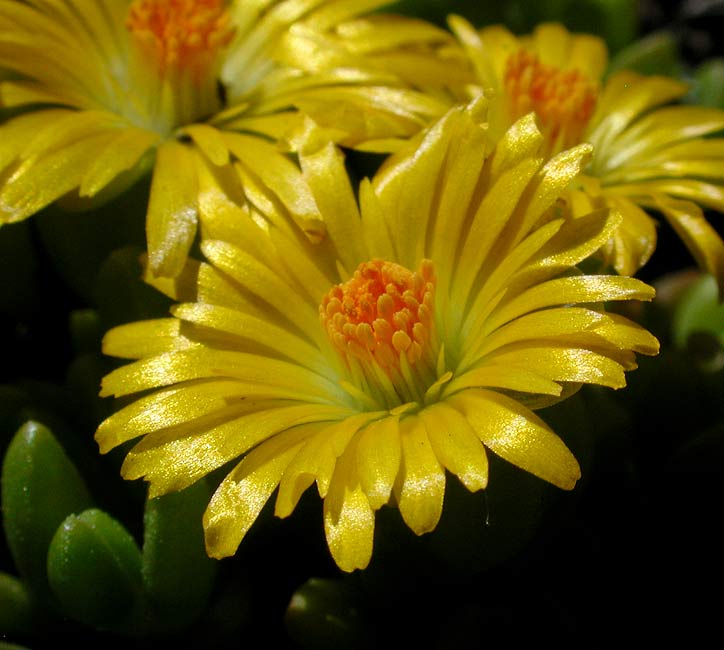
[503,50,597,153]
[320,259,439,407]
[126,0,233,81]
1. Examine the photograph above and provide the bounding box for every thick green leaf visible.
[0,220,39,318]
[607,30,683,77]
[47,508,143,630]
[93,245,172,331]
[0,572,33,636]
[34,173,149,303]
[1,421,92,605]
[284,577,368,650]
[694,58,724,109]
[672,273,724,370]
[141,480,217,634]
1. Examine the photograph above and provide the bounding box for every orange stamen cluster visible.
[126,0,233,81]
[321,259,436,371]
[504,50,597,152]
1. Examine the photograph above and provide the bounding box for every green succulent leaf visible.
[694,58,724,108]
[141,480,218,634]
[46,508,143,631]
[670,273,724,373]
[93,245,172,331]
[1,421,92,605]
[607,30,682,77]
[0,572,34,636]
[284,577,368,650]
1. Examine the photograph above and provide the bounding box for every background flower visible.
[436,17,724,292]
[0,0,447,277]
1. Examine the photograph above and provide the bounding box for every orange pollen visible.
[503,50,597,150]
[126,0,233,78]
[320,259,436,369]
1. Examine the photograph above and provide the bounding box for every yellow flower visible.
[446,19,724,290]
[0,0,446,277]
[95,99,659,572]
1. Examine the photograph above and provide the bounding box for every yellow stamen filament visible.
[126,0,233,82]
[504,50,597,153]
[321,259,438,408]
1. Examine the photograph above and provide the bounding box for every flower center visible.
[503,50,597,154]
[126,0,233,83]
[320,259,439,408]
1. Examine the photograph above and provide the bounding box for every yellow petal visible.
[95,379,253,453]
[655,195,724,295]
[124,404,347,496]
[0,109,69,173]
[324,440,375,573]
[101,318,197,360]
[100,348,343,403]
[373,105,465,267]
[608,179,724,212]
[146,141,199,278]
[299,141,366,273]
[0,131,116,223]
[355,415,402,509]
[79,127,158,197]
[468,307,610,361]
[484,346,628,389]
[589,72,688,156]
[194,155,256,244]
[600,197,657,276]
[445,364,563,398]
[450,389,581,490]
[420,402,488,492]
[513,143,594,241]
[592,312,660,356]
[394,416,445,536]
[183,123,230,167]
[487,275,655,333]
[203,425,314,559]
[275,411,383,517]
[171,302,326,372]
[223,131,322,239]
[200,239,321,340]
[452,156,542,308]
[142,255,201,303]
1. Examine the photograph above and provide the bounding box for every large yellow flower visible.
[0,0,447,277]
[446,19,724,290]
[95,99,658,572]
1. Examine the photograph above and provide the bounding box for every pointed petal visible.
[324,440,375,572]
[395,416,445,535]
[450,389,581,490]
[146,141,199,278]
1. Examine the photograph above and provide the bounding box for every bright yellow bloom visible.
[0,0,446,277]
[446,19,724,290]
[95,99,659,572]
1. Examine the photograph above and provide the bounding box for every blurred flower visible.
[95,98,658,572]
[445,19,724,290]
[0,0,447,277]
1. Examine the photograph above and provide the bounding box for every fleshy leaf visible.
[46,508,143,631]
[284,577,369,650]
[1,421,92,605]
[142,480,217,634]
[0,571,34,636]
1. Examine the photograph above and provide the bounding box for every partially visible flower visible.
[95,99,658,572]
[444,19,724,291]
[0,0,448,277]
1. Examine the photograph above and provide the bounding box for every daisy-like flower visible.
[0,0,447,277]
[445,19,724,290]
[95,99,659,572]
